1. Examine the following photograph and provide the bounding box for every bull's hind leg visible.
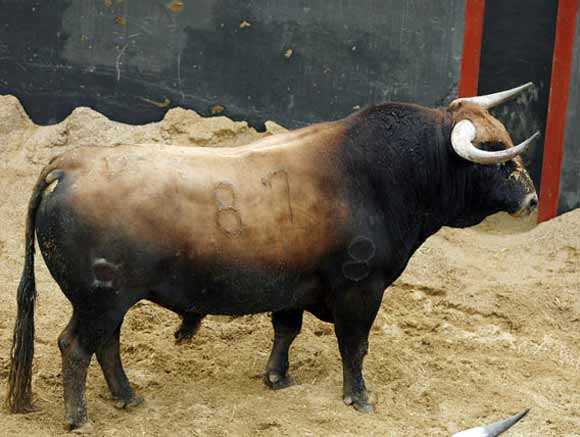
[96,323,143,409]
[264,309,303,390]
[58,302,133,431]
[333,277,384,413]
[58,313,95,431]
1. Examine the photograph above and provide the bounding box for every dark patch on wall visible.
[478,0,558,191]
[0,0,465,129]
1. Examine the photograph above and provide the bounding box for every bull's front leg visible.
[333,277,384,413]
[264,309,303,389]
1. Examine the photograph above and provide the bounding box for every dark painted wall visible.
[0,0,465,129]
[478,0,558,192]
[559,10,580,214]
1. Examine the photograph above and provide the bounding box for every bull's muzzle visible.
[513,193,539,217]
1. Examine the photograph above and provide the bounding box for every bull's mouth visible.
[510,207,532,218]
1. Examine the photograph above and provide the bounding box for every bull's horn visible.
[453,409,530,437]
[450,82,533,109]
[451,119,539,164]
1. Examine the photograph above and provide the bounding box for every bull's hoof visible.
[263,372,295,390]
[174,329,194,344]
[66,418,93,434]
[71,421,94,434]
[343,395,374,414]
[114,393,144,410]
[174,320,202,344]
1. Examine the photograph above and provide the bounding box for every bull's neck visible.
[344,105,465,244]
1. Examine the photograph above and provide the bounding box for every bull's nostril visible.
[528,195,538,210]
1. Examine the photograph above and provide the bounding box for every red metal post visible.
[458,0,486,97]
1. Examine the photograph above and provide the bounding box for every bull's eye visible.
[499,159,515,168]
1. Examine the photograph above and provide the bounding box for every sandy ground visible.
[0,95,578,436]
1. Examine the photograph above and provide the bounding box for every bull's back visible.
[44,125,352,272]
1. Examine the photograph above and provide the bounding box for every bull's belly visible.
[151,265,326,315]
[35,188,330,316]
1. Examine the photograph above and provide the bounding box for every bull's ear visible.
[449,83,533,110]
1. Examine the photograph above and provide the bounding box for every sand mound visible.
[0,96,578,436]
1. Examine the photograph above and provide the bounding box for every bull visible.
[8,83,539,432]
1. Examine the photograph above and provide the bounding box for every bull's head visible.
[446,83,539,225]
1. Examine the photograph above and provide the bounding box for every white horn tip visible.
[450,82,535,109]
[453,408,530,437]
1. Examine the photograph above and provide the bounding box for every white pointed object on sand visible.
[453,409,530,437]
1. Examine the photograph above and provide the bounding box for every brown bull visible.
[8,84,539,432]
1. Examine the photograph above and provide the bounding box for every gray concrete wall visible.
[0,0,465,128]
[559,11,580,214]
[478,0,558,192]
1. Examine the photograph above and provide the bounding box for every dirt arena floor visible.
[0,95,578,436]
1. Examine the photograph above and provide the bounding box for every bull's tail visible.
[6,168,52,413]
